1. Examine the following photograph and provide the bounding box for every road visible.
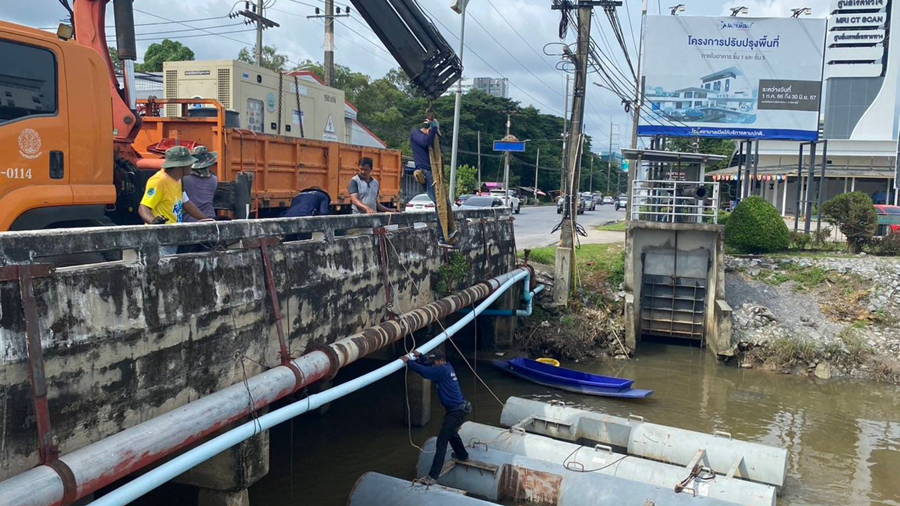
[513,204,623,249]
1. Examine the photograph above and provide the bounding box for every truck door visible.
[0,36,71,230]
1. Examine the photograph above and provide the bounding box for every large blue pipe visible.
[86,268,530,506]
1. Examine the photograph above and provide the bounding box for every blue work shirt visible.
[406,358,466,410]
[410,127,438,171]
[284,189,330,217]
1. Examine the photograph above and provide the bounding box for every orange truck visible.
[0,2,401,232]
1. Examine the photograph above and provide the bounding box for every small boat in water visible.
[493,357,654,399]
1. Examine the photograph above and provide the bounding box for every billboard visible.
[639,16,827,141]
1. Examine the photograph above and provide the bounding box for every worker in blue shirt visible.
[283,187,331,218]
[410,119,455,247]
[402,348,471,485]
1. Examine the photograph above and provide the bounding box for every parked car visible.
[404,193,435,213]
[458,196,506,210]
[580,192,596,211]
[874,205,900,236]
[455,194,474,207]
[602,196,615,205]
[557,196,585,215]
[615,196,628,211]
[489,190,521,214]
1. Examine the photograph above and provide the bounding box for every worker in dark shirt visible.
[284,187,331,218]
[402,348,470,485]
[409,119,455,246]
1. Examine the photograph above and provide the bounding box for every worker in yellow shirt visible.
[138,146,212,255]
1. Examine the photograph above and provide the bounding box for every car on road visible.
[458,196,506,210]
[455,194,474,207]
[404,193,435,213]
[489,190,521,214]
[580,192,596,211]
[615,195,628,211]
[602,196,614,205]
[557,196,585,214]
[592,194,603,207]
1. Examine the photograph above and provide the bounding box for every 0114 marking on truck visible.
[1,168,33,179]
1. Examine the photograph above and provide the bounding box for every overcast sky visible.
[4,0,831,153]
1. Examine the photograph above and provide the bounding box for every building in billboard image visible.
[706,0,900,214]
[649,66,757,123]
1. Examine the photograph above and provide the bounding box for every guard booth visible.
[622,150,733,356]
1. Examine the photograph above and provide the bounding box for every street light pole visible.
[449,0,469,200]
[503,113,511,208]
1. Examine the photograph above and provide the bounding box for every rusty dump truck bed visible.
[133,100,402,214]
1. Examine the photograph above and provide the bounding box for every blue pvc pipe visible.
[459,273,545,317]
[87,269,530,506]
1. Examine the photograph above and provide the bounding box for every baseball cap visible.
[425,349,446,362]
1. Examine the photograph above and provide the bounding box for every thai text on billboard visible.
[639,16,827,141]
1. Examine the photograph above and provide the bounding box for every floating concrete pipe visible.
[459,422,776,506]
[348,472,495,506]
[0,269,530,506]
[417,438,735,506]
[500,397,788,489]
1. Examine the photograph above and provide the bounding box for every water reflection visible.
[250,343,900,506]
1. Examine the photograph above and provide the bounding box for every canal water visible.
[248,342,900,506]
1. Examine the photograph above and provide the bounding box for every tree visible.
[292,60,370,103]
[135,39,194,72]
[665,138,736,172]
[238,45,289,72]
[453,165,479,198]
[108,46,122,73]
[821,192,878,253]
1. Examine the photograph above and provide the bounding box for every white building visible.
[441,77,509,98]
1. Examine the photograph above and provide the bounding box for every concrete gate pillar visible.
[174,413,269,506]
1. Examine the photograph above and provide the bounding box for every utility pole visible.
[607,121,614,194]
[534,147,541,203]
[449,0,469,201]
[589,155,594,192]
[503,113,512,207]
[477,130,482,192]
[234,4,279,68]
[306,2,349,86]
[561,75,570,192]
[630,0,649,150]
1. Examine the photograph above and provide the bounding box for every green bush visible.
[790,231,811,250]
[725,196,790,253]
[717,211,731,228]
[820,192,877,253]
[870,233,900,256]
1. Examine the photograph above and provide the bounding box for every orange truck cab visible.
[0,20,116,231]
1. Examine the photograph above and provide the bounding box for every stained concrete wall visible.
[624,221,729,355]
[0,210,516,481]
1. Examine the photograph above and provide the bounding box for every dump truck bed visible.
[133,100,402,215]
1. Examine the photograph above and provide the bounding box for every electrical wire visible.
[104,22,245,38]
[133,8,260,47]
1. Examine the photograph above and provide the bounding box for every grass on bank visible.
[596,221,627,232]
[522,243,626,288]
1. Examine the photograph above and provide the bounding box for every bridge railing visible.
[630,180,720,225]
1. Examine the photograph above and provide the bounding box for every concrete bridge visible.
[0,210,517,505]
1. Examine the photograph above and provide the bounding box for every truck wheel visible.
[515,205,520,214]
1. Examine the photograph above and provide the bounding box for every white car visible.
[489,191,521,214]
[404,193,435,213]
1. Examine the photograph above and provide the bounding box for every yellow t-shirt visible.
[140,170,187,224]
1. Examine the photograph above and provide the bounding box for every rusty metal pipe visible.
[0,268,528,506]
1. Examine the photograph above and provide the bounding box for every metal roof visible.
[708,165,897,179]
[621,149,727,164]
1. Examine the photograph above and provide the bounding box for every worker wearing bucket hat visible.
[183,146,219,222]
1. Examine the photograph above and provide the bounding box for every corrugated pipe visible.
[0,268,530,506]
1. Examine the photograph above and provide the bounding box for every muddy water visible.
[250,343,900,506]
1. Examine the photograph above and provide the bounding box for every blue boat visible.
[493,358,654,399]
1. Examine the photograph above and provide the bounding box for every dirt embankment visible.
[727,255,900,384]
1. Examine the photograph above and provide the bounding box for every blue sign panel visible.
[493,140,527,152]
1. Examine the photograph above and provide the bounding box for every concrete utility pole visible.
[553,2,594,307]
[477,130,482,191]
[561,75,570,192]
[449,0,469,201]
[589,155,594,192]
[630,0,649,150]
[324,0,335,86]
[256,1,264,67]
[534,147,541,203]
[607,121,614,194]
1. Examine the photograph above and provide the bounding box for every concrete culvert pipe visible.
[500,397,789,489]
[416,438,736,506]
[348,472,496,506]
[459,422,776,506]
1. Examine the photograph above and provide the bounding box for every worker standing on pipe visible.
[402,349,470,485]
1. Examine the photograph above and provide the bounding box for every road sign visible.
[493,140,526,152]
[623,160,630,172]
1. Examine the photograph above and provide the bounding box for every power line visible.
[129,29,257,43]
[105,22,245,38]
[133,8,262,47]
[481,0,562,76]
[38,15,229,30]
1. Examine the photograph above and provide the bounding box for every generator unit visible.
[163,60,346,143]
